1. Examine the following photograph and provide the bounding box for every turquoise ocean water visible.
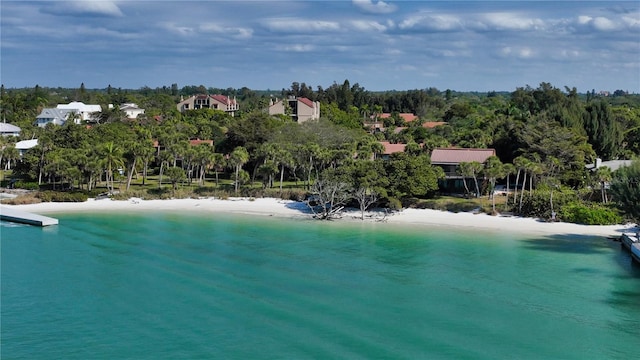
[2,211,639,359]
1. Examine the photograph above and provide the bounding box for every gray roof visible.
[36,108,73,119]
[0,122,21,133]
[586,160,634,172]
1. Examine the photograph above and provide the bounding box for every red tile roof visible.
[211,94,235,104]
[422,121,447,128]
[378,113,418,122]
[298,97,315,108]
[430,148,496,164]
[379,141,406,155]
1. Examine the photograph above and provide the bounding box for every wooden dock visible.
[621,233,640,264]
[0,206,58,226]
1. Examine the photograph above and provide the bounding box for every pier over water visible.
[0,206,58,226]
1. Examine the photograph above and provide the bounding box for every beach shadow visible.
[521,233,614,255]
[284,201,314,214]
[524,233,640,277]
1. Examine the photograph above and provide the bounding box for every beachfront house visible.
[268,96,320,123]
[177,94,239,117]
[430,147,496,193]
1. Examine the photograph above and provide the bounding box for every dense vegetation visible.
[1,81,639,223]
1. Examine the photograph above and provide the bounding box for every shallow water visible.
[2,212,639,359]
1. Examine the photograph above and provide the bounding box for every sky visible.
[1,0,639,93]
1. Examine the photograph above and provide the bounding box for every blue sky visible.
[1,1,639,92]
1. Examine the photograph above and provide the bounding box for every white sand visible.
[3,197,635,238]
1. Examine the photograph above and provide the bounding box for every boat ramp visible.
[0,206,58,226]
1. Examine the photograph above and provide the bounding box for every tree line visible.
[0,81,639,222]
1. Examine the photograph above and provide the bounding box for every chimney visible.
[595,158,602,169]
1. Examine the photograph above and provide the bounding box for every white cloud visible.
[350,20,388,32]
[263,18,341,33]
[399,13,463,31]
[199,23,253,39]
[480,12,545,31]
[278,44,315,52]
[575,14,639,32]
[162,23,196,36]
[500,46,535,59]
[352,0,397,15]
[43,1,124,17]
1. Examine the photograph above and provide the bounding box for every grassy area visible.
[411,194,513,214]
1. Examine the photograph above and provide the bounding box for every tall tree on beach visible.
[229,146,249,193]
[100,141,124,193]
[484,156,505,214]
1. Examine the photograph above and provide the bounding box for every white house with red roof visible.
[268,96,320,123]
[177,94,238,116]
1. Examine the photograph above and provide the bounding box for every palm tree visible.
[502,163,516,208]
[211,153,225,186]
[2,144,19,171]
[458,161,484,197]
[512,156,528,206]
[277,146,295,195]
[157,150,173,189]
[483,156,505,214]
[595,166,613,203]
[228,146,249,193]
[100,142,124,193]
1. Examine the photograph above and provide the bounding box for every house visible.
[268,96,320,123]
[376,141,407,160]
[422,121,447,129]
[35,108,75,127]
[585,158,633,173]
[118,103,145,119]
[15,139,38,157]
[177,94,239,116]
[430,147,496,192]
[56,101,102,122]
[378,113,419,123]
[0,123,21,137]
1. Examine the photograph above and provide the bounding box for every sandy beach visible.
[2,197,636,238]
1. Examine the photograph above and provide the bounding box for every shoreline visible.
[2,197,636,238]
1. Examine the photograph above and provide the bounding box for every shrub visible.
[37,191,88,202]
[558,202,622,225]
[14,181,39,190]
[518,189,577,218]
[385,197,403,211]
[2,193,41,205]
